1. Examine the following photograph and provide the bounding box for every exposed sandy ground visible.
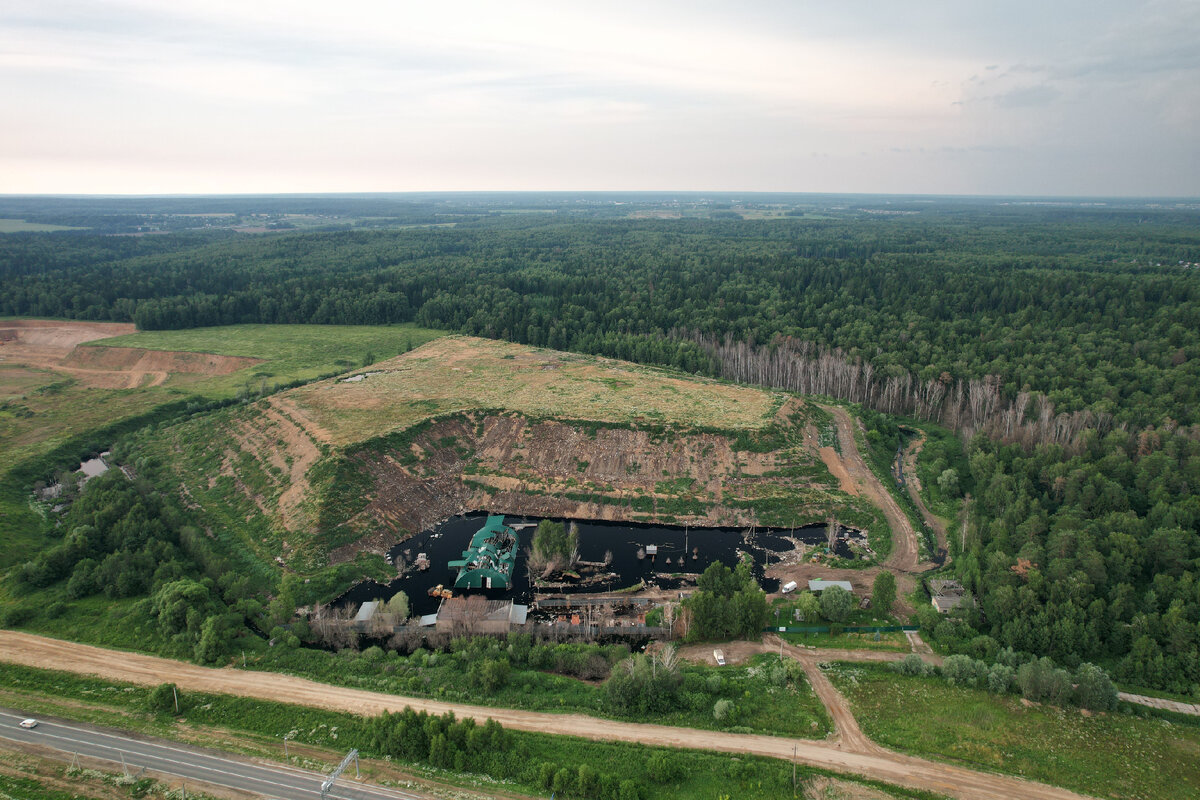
[0,631,1095,800]
[0,319,260,389]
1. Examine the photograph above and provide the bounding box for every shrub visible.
[941,654,987,688]
[986,663,1015,694]
[1074,663,1118,711]
[891,653,933,677]
[1017,657,1073,706]
[713,698,734,722]
[147,683,180,713]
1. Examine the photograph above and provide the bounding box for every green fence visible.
[766,625,920,634]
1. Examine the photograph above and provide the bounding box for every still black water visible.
[334,513,856,616]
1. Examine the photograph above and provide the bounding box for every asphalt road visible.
[0,707,423,800]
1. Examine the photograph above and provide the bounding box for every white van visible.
[781,580,798,594]
[713,649,726,666]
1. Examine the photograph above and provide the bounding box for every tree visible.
[819,585,854,623]
[1073,663,1118,711]
[937,468,960,497]
[793,591,820,622]
[386,591,410,623]
[872,571,896,617]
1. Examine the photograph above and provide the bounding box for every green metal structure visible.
[448,515,520,590]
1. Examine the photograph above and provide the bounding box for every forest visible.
[3,199,1200,693]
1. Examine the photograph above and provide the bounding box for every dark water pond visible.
[334,513,859,616]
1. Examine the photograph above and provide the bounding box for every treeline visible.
[687,332,1123,447]
[919,424,1200,693]
[3,215,1198,425]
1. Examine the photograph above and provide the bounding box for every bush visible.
[891,653,933,677]
[147,683,180,713]
[986,663,1015,694]
[1073,663,1118,711]
[819,585,854,623]
[1017,657,1073,706]
[713,698,734,722]
[941,654,987,688]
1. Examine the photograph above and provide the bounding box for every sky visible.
[2,1,1198,196]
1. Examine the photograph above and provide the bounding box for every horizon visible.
[2,190,1198,202]
[4,1,1198,196]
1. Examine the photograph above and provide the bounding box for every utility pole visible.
[172,686,179,714]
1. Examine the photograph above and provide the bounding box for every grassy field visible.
[286,335,785,446]
[1,322,445,468]
[0,661,938,800]
[88,323,445,394]
[828,662,1200,800]
[0,218,87,232]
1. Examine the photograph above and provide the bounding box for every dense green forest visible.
[3,198,1200,693]
[3,212,1198,427]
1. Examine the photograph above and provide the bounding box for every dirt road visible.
[900,431,949,562]
[0,631,1094,800]
[821,405,920,572]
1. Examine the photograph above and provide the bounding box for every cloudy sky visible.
[2,0,1198,196]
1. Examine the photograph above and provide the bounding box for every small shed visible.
[808,579,853,593]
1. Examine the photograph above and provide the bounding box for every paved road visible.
[0,707,422,800]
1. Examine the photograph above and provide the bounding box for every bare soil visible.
[0,320,260,389]
[338,410,832,557]
[0,631,1091,800]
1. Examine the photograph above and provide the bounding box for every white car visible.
[19,718,38,729]
[713,649,726,666]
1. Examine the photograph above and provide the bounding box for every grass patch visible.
[828,661,1200,800]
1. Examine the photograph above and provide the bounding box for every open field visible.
[0,320,445,468]
[89,324,444,392]
[0,218,87,232]
[828,662,1200,800]
[286,335,785,446]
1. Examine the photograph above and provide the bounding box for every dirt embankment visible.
[337,411,831,561]
[0,631,1095,800]
[63,346,261,386]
